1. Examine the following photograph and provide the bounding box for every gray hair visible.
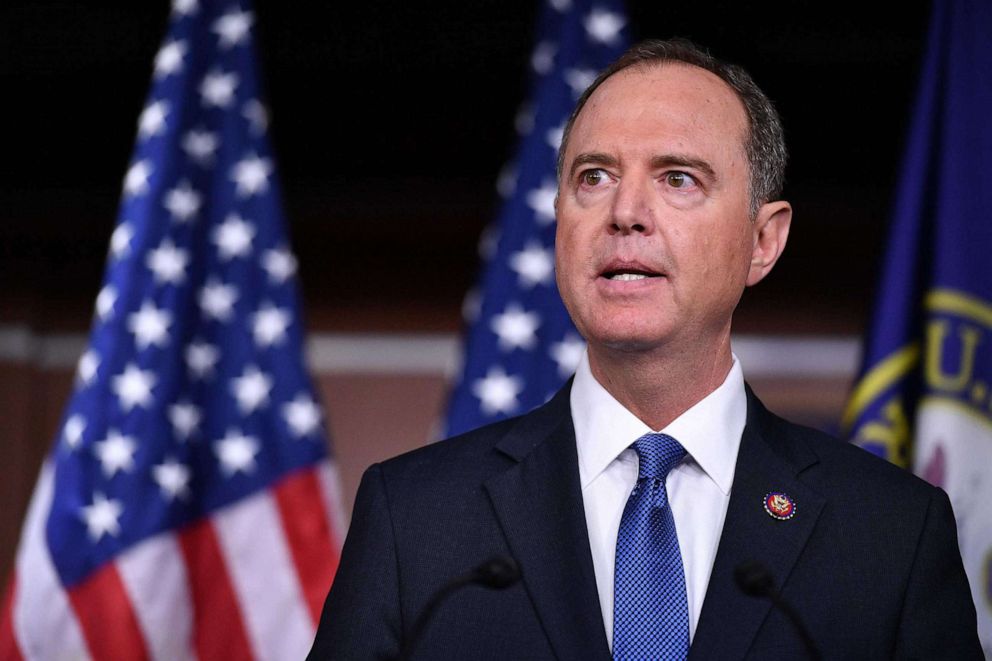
[556,38,787,216]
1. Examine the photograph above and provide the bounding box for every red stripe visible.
[1,574,26,661]
[273,468,340,625]
[67,563,149,661]
[178,518,254,661]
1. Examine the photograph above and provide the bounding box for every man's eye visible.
[665,171,696,189]
[580,169,608,187]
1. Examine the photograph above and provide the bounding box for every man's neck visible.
[586,336,735,431]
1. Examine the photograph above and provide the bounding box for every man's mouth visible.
[603,270,660,281]
[600,263,664,281]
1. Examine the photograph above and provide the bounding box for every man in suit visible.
[309,39,983,660]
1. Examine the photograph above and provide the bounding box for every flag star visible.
[138,100,169,139]
[80,492,124,542]
[172,0,198,16]
[496,163,517,198]
[128,300,172,349]
[472,367,525,416]
[550,334,586,378]
[63,414,86,450]
[199,278,239,321]
[230,153,272,197]
[212,214,255,260]
[93,429,138,478]
[282,393,322,437]
[231,365,272,414]
[186,340,220,380]
[515,104,535,135]
[200,69,239,108]
[461,287,481,323]
[262,247,297,283]
[123,160,153,197]
[490,304,541,351]
[154,39,187,78]
[163,181,202,222]
[214,429,260,476]
[153,458,192,501]
[252,303,291,347]
[110,222,134,259]
[77,349,99,386]
[146,239,189,285]
[531,42,556,75]
[243,99,268,134]
[478,224,500,260]
[564,68,596,97]
[545,122,565,151]
[212,9,253,49]
[112,363,156,411]
[182,129,219,166]
[96,285,117,321]
[168,400,202,441]
[509,242,554,288]
[584,9,625,45]
[526,181,558,224]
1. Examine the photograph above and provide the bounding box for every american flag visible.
[443,0,630,437]
[0,1,344,659]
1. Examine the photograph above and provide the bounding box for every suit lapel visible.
[689,390,826,660]
[483,387,612,661]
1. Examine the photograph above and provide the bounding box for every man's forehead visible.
[569,61,748,153]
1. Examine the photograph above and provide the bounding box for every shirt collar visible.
[571,350,746,496]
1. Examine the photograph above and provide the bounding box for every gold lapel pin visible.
[763,492,796,520]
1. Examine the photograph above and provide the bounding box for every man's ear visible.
[746,200,792,287]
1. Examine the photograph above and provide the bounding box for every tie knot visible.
[633,433,686,481]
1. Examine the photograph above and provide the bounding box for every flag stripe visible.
[116,535,195,661]
[11,464,90,661]
[178,519,254,661]
[317,459,348,541]
[213,490,315,661]
[273,467,340,624]
[67,563,149,661]
[0,577,25,661]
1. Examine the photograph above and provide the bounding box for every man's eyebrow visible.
[650,154,717,179]
[568,152,618,179]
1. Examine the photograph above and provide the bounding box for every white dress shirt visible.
[570,351,747,648]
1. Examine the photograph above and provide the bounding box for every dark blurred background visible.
[2,1,930,334]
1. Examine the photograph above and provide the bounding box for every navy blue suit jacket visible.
[309,385,982,659]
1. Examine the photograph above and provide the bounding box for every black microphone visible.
[734,560,823,661]
[397,555,521,661]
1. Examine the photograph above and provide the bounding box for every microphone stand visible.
[734,560,823,661]
[397,556,520,661]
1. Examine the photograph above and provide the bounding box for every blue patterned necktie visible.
[613,433,689,661]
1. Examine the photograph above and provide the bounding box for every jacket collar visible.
[482,383,825,660]
[688,386,825,659]
[484,382,613,661]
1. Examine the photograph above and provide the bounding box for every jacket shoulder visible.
[758,401,942,505]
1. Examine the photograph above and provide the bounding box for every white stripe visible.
[316,459,348,541]
[12,462,92,661]
[116,534,196,661]
[0,324,864,377]
[212,491,314,661]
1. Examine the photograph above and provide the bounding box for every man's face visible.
[555,63,767,357]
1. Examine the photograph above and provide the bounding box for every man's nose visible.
[608,177,655,235]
